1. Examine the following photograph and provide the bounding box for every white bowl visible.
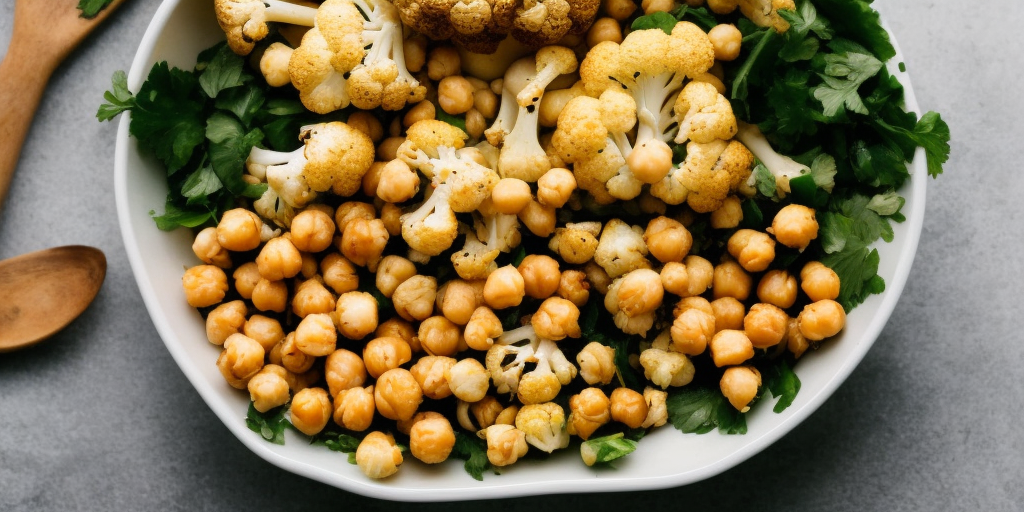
[115,0,926,501]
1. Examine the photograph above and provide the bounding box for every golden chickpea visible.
[320,252,359,295]
[644,216,693,264]
[583,260,612,296]
[610,387,649,429]
[708,23,743,61]
[231,262,260,300]
[376,159,420,204]
[299,252,318,279]
[539,87,581,128]
[256,236,303,281]
[216,208,263,252]
[800,261,841,302]
[373,255,415,299]
[626,139,674,184]
[567,387,611,440]
[251,278,288,313]
[291,278,336,318]
[340,218,389,272]
[710,296,746,333]
[445,357,490,403]
[436,279,481,325]
[536,168,577,208]
[475,424,527,467]
[639,386,668,428]
[608,268,665,322]
[418,315,461,357]
[709,329,754,367]
[473,88,498,119]
[710,195,743,229]
[205,300,247,345]
[770,204,819,250]
[403,34,427,73]
[374,368,423,421]
[531,297,582,340]
[518,254,561,300]
[426,45,461,81]
[355,431,403,479]
[271,332,316,374]
[713,260,753,301]
[334,201,375,230]
[707,0,738,14]
[456,395,503,432]
[242,314,285,353]
[324,348,367,397]
[490,178,533,215]
[674,295,715,317]
[335,291,378,340]
[346,110,383,143]
[216,333,266,389]
[438,76,475,115]
[247,365,291,413]
[294,313,337,357]
[182,265,229,308]
[379,202,403,236]
[376,136,406,162]
[576,341,616,385]
[483,265,526,309]
[720,366,761,412]
[670,307,715,356]
[660,261,690,297]
[683,255,714,297]
[402,100,436,128]
[727,229,776,272]
[798,299,846,341]
[192,227,231,268]
[460,108,483,139]
[333,385,375,431]
[518,200,557,237]
[289,209,335,253]
[785,317,810,359]
[586,17,623,47]
[409,355,456,400]
[603,0,637,20]
[409,413,457,464]
[361,161,386,198]
[463,306,503,351]
[556,270,591,307]
[391,275,436,321]
[744,302,789,349]
[757,269,798,309]
[375,317,417,347]
[495,404,520,426]
[362,336,413,379]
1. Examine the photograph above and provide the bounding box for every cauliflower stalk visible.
[450,204,522,280]
[214,0,319,55]
[246,122,375,227]
[734,121,809,198]
[485,324,578,405]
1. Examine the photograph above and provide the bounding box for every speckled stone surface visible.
[0,1,1016,510]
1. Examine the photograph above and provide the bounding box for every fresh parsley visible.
[245,401,291,445]
[78,0,115,18]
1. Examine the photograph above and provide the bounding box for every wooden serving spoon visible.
[0,1,124,351]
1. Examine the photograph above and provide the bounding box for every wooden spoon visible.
[0,246,107,352]
[0,0,127,210]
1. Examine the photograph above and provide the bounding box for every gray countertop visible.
[0,1,1016,510]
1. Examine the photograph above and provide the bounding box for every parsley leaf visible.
[97,70,135,122]
[78,0,115,18]
[581,433,638,466]
[667,386,747,435]
[451,431,492,481]
[124,61,206,174]
[812,44,884,117]
[245,401,291,445]
[763,359,802,413]
[812,0,895,62]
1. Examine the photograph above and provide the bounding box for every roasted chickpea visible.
[610,387,649,429]
[355,431,403,479]
[710,195,743,229]
[627,139,674,184]
[256,236,303,281]
[247,365,291,413]
[483,265,526,309]
[670,307,716,356]
[708,23,743,61]
[376,159,420,204]
[374,368,424,421]
[436,279,481,325]
[518,254,561,300]
[567,387,611,440]
[289,209,335,253]
[402,100,436,127]
[583,260,612,296]
[243,314,285,352]
[324,348,367,397]
[333,385,375,431]
[770,204,819,250]
[713,260,753,300]
[379,202,403,236]
[376,136,406,162]
[798,299,846,341]
[518,199,557,237]
[409,413,457,464]
[720,366,761,412]
[757,269,798,308]
[205,300,247,345]
[463,306,503,351]
[216,208,263,252]
[250,278,288,313]
[299,251,318,279]
[292,278,336,318]
[192,227,231,268]
[683,255,714,296]
[532,297,582,340]
[464,108,487,139]
[709,329,754,367]
[586,17,623,46]
[426,45,461,81]
[456,395,503,432]
[744,302,789,348]
[603,0,637,20]
[320,252,359,295]
[800,261,841,302]
[375,317,417,347]
[374,255,417,299]
[216,333,265,389]
[785,317,810,359]
[232,262,261,300]
[707,0,738,14]
[576,341,616,385]
[347,110,383,143]
[340,218,388,272]
[418,315,461,356]
[294,313,337,357]
[336,291,379,340]
[538,87,581,128]
[403,34,427,73]
[410,355,457,400]
[536,168,576,208]
[557,270,591,307]
[271,332,316,374]
[660,261,690,296]
[438,75,475,114]
[609,268,664,320]
[391,275,436,321]
[491,178,533,215]
[710,296,746,332]
[445,358,490,403]
[182,265,229,308]
[363,336,413,379]
[727,229,776,272]
[644,216,693,264]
